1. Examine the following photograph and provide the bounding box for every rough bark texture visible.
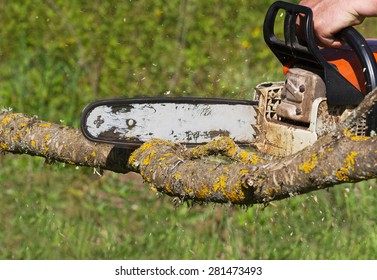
[0,111,133,173]
[127,133,377,205]
[1,90,376,205]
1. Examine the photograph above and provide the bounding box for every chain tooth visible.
[254,142,264,151]
[252,124,261,134]
[254,107,263,118]
[257,89,266,97]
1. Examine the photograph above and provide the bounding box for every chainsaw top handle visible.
[263,1,377,106]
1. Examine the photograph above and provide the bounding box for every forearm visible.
[354,0,377,17]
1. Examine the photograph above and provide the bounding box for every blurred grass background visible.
[0,0,376,259]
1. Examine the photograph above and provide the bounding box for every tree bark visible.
[0,111,132,173]
[1,90,376,205]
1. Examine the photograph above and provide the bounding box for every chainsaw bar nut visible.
[126,118,136,128]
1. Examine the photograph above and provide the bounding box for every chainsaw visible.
[80,1,377,156]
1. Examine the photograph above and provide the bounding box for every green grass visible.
[1,154,376,259]
[1,0,377,260]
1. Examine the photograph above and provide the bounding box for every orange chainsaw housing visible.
[283,39,377,95]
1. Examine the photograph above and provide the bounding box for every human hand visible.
[299,0,366,47]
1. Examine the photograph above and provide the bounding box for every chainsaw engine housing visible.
[253,79,366,156]
[276,68,326,124]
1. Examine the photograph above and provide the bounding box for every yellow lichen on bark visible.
[39,123,52,128]
[125,137,255,204]
[344,128,370,142]
[188,136,263,165]
[215,136,238,157]
[335,151,358,181]
[1,114,16,125]
[195,184,213,200]
[12,131,22,142]
[164,183,173,194]
[299,154,318,174]
[0,143,10,151]
[222,182,246,202]
[211,171,247,203]
[239,169,249,176]
[142,150,156,166]
[213,175,227,192]
[221,138,263,164]
[231,149,263,164]
[128,139,175,168]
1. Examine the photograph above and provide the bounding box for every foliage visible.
[1,155,376,259]
[0,0,282,126]
[0,0,376,259]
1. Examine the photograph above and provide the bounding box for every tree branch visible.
[1,89,376,205]
[0,111,132,173]
[127,133,376,205]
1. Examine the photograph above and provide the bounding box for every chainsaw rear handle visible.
[263,1,377,106]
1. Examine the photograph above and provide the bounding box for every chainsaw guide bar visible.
[81,97,258,148]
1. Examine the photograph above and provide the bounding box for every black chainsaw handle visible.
[336,27,377,93]
[263,1,377,105]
